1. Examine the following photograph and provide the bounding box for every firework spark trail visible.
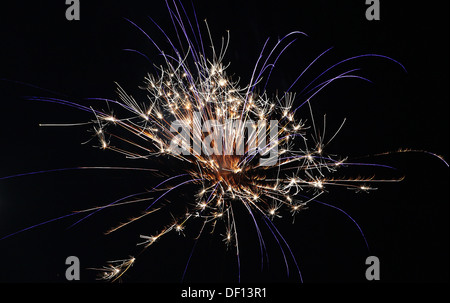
[89,257,136,282]
[262,215,303,282]
[2,0,446,282]
[313,199,370,251]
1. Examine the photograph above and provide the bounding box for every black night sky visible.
[0,0,448,290]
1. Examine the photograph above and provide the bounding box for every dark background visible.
[0,0,448,286]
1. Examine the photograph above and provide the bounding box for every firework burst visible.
[2,1,446,283]
[74,5,403,281]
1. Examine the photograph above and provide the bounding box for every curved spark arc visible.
[313,199,370,252]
